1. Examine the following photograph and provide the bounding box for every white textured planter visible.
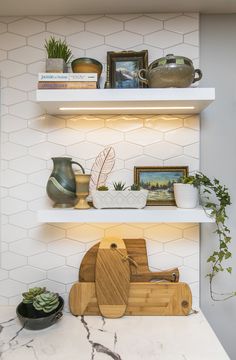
[92,190,148,209]
[174,183,199,209]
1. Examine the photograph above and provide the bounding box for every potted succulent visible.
[92,182,148,209]
[16,287,64,330]
[44,36,72,73]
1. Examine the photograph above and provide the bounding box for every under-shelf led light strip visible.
[59,106,195,111]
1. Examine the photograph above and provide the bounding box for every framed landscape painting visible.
[106,50,148,88]
[134,166,189,205]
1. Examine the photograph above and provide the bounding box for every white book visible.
[38,73,98,82]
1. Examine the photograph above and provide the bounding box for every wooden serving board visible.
[95,237,130,318]
[79,238,179,283]
[69,282,192,316]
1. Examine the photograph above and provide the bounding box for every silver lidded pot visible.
[138,54,202,88]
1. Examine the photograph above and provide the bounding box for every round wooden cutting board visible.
[95,237,130,318]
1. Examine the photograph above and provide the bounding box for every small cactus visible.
[130,183,140,191]
[33,292,60,313]
[22,287,46,304]
[97,185,109,191]
[113,181,128,191]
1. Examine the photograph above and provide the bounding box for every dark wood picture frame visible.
[134,166,189,206]
[106,50,148,89]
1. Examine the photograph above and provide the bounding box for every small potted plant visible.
[173,175,199,208]
[92,182,148,209]
[44,36,72,73]
[16,287,64,330]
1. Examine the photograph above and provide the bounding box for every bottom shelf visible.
[37,206,214,223]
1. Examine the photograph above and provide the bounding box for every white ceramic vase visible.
[92,190,148,209]
[174,183,198,209]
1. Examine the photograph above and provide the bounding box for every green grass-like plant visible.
[22,287,46,304]
[44,36,72,64]
[33,292,60,313]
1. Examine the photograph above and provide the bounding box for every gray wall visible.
[200,14,236,359]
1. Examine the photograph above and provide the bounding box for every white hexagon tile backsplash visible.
[0,13,200,307]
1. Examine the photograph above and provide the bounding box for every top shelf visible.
[36,88,215,115]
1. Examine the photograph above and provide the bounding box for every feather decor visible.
[89,147,116,192]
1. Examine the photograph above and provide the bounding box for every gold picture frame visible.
[134,166,189,206]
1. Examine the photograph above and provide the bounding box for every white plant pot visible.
[92,190,149,209]
[174,183,199,209]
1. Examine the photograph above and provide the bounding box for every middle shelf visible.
[37,206,214,223]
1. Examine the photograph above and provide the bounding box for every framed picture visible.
[106,50,148,88]
[134,166,189,206]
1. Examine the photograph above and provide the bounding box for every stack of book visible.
[38,73,98,89]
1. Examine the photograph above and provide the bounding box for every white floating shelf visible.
[36,88,215,115]
[37,206,214,223]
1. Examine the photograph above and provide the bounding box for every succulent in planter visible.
[44,36,73,73]
[113,181,128,191]
[33,292,60,313]
[130,183,141,191]
[97,185,109,191]
[22,287,46,304]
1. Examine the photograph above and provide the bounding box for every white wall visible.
[0,14,200,308]
[200,14,236,359]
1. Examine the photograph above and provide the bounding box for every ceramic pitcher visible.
[46,157,85,208]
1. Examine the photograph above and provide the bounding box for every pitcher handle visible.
[193,69,202,83]
[71,161,85,174]
[138,68,148,85]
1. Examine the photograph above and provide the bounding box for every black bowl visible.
[16,296,64,330]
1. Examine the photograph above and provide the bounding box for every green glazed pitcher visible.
[47,157,85,208]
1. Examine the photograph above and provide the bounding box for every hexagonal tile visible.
[145,239,163,256]
[10,155,46,174]
[0,269,8,281]
[48,266,78,284]
[28,197,50,211]
[10,266,46,284]
[165,128,198,146]
[87,128,123,146]
[0,33,26,50]
[9,46,44,64]
[0,49,7,61]
[0,187,8,198]
[125,16,162,35]
[9,238,46,256]
[165,15,198,34]
[0,60,26,78]
[145,30,182,49]
[165,238,198,257]
[164,43,198,59]
[67,116,104,132]
[108,169,133,186]
[47,18,84,35]
[148,252,182,270]
[86,44,120,65]
[29,224,65,243]
[9,101,44,119]
[183,225,199,241]
[184,31,199,46]
[28,60,45,74]
[184,253,199,270]
[9,183,45,201]
[184,142,199,158]
[144,141,182,160]
[9,210,38,229]
[146,13,181,21]
[179,266,198,283]
[184,115,199,130]
[68,224,104,243]
[1,251,27,270]
[1,169,27,188]
[144,224,182,242]
[0,279,26,297]
[1,142,27,160]
[125,155,163,170]
[106,115,143,132]
[48,128,84,146]
[107,14,139,21]
[126,128,162,146]
[67,31,104,49]
[113,142,142,160]
[67,252,85,268]
[8,73,37,91]
[68,142,103,160]
[106,31,142,49]
[0,22,7,33]
[29,169,51,187]
[9,129,46,146]
[145,115,183,131]
[1,224,27,243]
[2,88,27,106]
[9,18,45,36]
[1,197,27,215]
[1,242,8,253]
[1,114,27,133]
[29,252,65,270]
[86,17,122,35]
[29,115,66,132]
[48,238,85,256]
[164,155,198,172]
[33,279,66,294]
[105,224,143,238]
[29,142,65,160]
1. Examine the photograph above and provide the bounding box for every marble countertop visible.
[0,306,229,360]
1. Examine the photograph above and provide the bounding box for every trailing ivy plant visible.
[182,172,234,301]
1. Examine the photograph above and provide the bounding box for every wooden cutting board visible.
[69,282,192,316]
[95,237,130,318]
[79,238,179,283]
